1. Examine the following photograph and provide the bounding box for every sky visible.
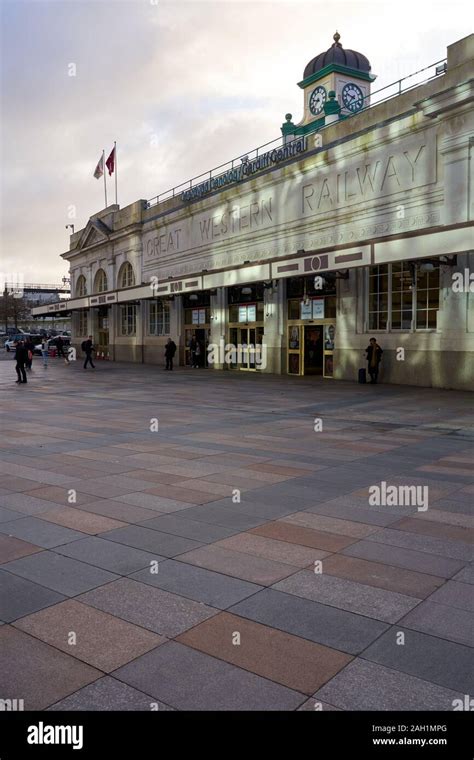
[0,0,470,283]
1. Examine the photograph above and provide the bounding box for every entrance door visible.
[303,325,323,375]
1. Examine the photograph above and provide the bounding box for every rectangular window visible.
[415,265,440,329]
[120,305,136,336]
[367,262,439,332]
[368,264,388,330]
[78,311,88,335]
[149,301,170,336]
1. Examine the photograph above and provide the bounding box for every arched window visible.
[76,275,87,297]
[94,268,108,293]
[119,262,135,289]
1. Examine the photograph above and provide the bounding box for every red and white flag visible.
[106,147,115,176]
[93,154,104,179]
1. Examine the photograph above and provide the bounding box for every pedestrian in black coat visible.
[15,341,28,384]
[164,338,177,370]
[365,338,383,384]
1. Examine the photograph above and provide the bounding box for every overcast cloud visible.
[0,0,469,282]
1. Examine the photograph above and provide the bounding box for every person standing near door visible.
[189,335,197,368]
[15,340,28,384]
[365,338,383,384]
[83,336,96,369]
[194,339,202,368]
[165,338,177,370]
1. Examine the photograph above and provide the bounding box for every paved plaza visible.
[0,354,473,711]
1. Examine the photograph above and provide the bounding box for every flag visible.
[93,154,104,179]
[106,147,115,176]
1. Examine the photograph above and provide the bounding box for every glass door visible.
[288,325,302,375]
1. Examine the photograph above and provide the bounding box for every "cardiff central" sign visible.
[181,136,308,202]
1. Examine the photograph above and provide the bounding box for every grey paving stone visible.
[54,536,164,575]
[428,580,474,612]
[170,504,268,530]
[0,517,85,548]
[452,566,474,584]
[229,588,388,655]
[0,506,24,523]
[218,497,298,519]
[305,502,402,527]
[78,577,217,636]
[342,540,465,578]
[47,676,174,711]
[115,492,194,512]
[0,493,58,515]
[0,569,65,622]
[99,525,202,557]
[2,551,119,596]
[113,641,305,710]
[130,559,262,609]
[400,600,474,647]
[138,514,239,543]
[273,571,420,623]
[363,627,474,694]
[366,528,473,561]
[314,659,463,711]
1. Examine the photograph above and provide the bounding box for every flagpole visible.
[103,150,108,208]
[114,141,118,206]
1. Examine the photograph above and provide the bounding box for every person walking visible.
[41,337,49,368]
[365,338,383,384]
[194,339,202,368]
[164,338,177,370]
[83,336,95,369]
[56,335,69,364]
[15,340,28,384]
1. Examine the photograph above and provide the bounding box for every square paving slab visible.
[78,577,217,636]
[113,641,305,711]
[2,551,119,596]
[54,536,164,575]
[47,676,174,711]
[0,569,65,622]
[229,588,389,654]
[177,611,352,695]
[129,559,262,608]
[0,626,101,710]
[14,599,165,671]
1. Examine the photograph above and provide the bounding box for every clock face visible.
[341,83,364,113]
[309,86,327,116]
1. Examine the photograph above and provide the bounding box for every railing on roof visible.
[146,57,447,209]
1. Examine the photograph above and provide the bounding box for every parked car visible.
[4,334,30,352]
[33,335,71,355]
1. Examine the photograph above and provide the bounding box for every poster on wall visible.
[289,325,300,350]
[300,301,312,320]
[192,309,199,325]
[247,304,256,322]
[324,323,336,350]
[312,298,325,319]
[198,309,206,325]
[238,305,248,322]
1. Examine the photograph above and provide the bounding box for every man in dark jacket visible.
[15,341,28,384]
[83,336,95,369]
[25,338,35,370]
[365,338,383,384]
[56,335,69,363]
[164,338,177,370]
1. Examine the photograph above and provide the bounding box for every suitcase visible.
[358,367,366,384]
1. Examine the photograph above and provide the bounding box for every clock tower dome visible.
[297,32,376,128]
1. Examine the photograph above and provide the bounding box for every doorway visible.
[228,326,264,370]
[303,325,323,375]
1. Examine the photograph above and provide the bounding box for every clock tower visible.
[296,32,376,129]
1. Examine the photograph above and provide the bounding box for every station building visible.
[33,33,474,390]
